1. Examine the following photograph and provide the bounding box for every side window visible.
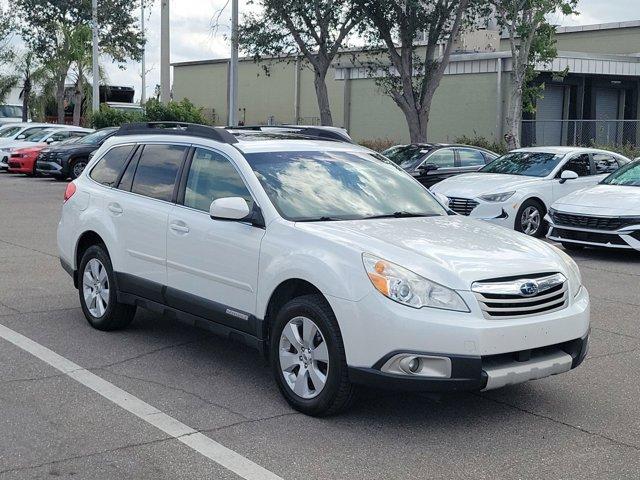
[593,153,619,174]
[89,145,135,187]
[117,147,141,192]
[184,147,254,212]
[457,148,486,167]
[131,144,188,201]
[561,153,591,177]
[49,131,69,142]
[424,148,455,168]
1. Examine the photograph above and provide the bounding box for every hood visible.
[297,216,568,290]
[3,141,45,151]
[45,143,98,154]
[553,184,640,215]
[431,173,540,198]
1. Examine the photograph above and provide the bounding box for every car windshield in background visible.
[0,105,22,118]
[244,150,447,222]
[480,151,564,177]
[602,160,640,187]
[77,129,115,145]
[384,145,432,170]
[0,126,21,138]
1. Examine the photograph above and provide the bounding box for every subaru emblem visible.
[520,281,539,297]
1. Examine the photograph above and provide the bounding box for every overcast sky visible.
[103,0,640,101]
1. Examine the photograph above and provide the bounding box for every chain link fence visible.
[522,120,640,148]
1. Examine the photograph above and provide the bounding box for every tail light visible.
[63,182,77,203]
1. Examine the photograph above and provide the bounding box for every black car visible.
[36,127,118,180]
[383,143,499,188]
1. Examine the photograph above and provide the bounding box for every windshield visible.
[0,105,22,118]
[481,151,565,177]
[602,160,640,187]
[383,145,432,170]
[77,129,116,145]
[244,150,447,222]
[25,130,55,142]
[0,126,21,138]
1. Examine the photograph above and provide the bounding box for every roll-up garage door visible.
[595,88,620,144]
[535,85,564,145]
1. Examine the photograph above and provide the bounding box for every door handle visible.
[108,203,123,215]
[170,223,190,234]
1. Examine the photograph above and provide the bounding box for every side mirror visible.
[559,170,579,184]
[46,137,55,144]
[210,197,251,221]
[418,162,439,173]
[16,134,25,140]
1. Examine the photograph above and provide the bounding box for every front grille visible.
[550,227,627,246]
[37,151,60,165]
[472,273,568,319]
[448,197,479,216]
[551,211,640,231]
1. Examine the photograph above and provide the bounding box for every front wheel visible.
[270,294,356,416]
[515,200,547,237]
[78,245,136,331]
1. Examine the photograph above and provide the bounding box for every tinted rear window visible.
[130,144,187,201]
[90,145,135,187]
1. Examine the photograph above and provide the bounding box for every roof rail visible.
[116,122,239,144]
[228,125,353,143]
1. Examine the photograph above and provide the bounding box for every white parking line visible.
[0,323,283,480]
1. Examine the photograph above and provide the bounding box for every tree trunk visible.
[22,77,31,123]
[56,76,66,124]
[397,102,428,143]
[313,67,333,126]
[73,74,83,126]
[505,72,524,150]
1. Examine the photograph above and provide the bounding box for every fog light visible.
[381,353,452,378]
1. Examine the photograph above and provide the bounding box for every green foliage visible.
[89,99,209,129]
[454,135,509,155]
[144,99,209,124]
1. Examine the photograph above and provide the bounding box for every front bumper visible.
[329,284,590,392]
[0,155,8,170]
[36,160,64,177]
[348,332,589,392]
[547,217,640,251]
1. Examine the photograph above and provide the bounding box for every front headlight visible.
[551,246,582,297]
[479,191,516,202]
[362,253,469,312]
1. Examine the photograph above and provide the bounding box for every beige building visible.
[172,21,640,145]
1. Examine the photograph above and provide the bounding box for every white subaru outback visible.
[58,123,590,416]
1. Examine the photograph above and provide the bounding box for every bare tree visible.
[357,0,475,143]
[239,0,363,126]
[492,0,577,149]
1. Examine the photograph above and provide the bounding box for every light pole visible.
[92,0,100,113]
[160,0,170,104]
[141,0,146,105]
[228,0,238,126]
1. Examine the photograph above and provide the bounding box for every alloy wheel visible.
[73,162,87,179]
[82,258,110,317]
[279,316,329,399]
[520,206,541,235]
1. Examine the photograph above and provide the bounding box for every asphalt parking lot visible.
[1,172,639,480]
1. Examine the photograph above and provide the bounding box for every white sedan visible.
[430,147,630,237]
[547,159,640,251]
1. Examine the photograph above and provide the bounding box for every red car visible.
[7,145,47,176]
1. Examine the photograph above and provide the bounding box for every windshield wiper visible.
[362,211,435,220]
[296,216,343,222]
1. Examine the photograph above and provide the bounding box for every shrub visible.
[89,98,210,129]
[454,134,508,155]
[359,137,399,152]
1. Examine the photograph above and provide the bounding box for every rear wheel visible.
[70,158,88,179]
[270,294,356,416]
[78,245,136,331]
[515,199,547,237]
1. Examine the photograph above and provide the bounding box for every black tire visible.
[270,294,356,416]
[54,176,68,182]
[515,199,547,238]
[78,244,136,331]
[562,242,585,251]
[69,158,88,180]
